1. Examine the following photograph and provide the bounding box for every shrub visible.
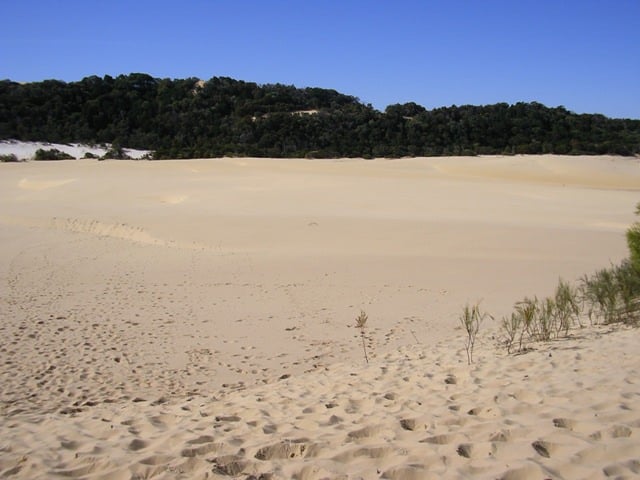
[612,261,640,325]
[501,312,521,354]
[537,297,555,341]
[627,203,640,272]
[0,153,19,162]
[34,148,74,160]
[459,302,491,364]
[553,278,581,334]
[580,267,622,325]
[101,145,130,160]
[514,297,539,344]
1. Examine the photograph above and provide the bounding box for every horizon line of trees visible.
[1,73,639,159]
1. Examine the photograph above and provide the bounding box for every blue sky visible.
[2,1,639,118]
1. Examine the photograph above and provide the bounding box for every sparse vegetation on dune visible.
[491,203,640,355]
[626,203,640,271]
[101,147,130,160]
[454,203,640,359]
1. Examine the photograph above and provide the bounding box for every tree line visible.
[1,73,639,158]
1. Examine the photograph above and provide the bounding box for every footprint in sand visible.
[255,440,317,460]
[420,433,457,445]
[332,445,396,462]
[128,439,149,451]
[456,442,498,459]
[210,455,250,476]
[181,436,223,457]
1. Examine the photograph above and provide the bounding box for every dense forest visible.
[1,73,639,158]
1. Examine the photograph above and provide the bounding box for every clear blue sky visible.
[2,0,639,118]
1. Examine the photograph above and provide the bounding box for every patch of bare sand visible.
[428,154,640,189]
[18,177,77,191]
[0,155,639,478]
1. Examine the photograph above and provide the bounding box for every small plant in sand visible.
[354,310,369,364]
[515,297,539,343]
[579,268,618,325]
[501,297,540,354]
[501,312,521,354]
[459,302,491,365]
[613,261,640,325]
[537,297,555,341]
[553,278,582,334]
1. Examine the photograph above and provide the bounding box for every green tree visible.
[1,75,639,158]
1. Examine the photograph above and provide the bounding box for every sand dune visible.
[0,155,639,479]
[0,139,151,160]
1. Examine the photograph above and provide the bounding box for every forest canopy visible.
[1,73,639,159]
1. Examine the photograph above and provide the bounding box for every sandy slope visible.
[1,327,638,479]
[0,155,639,479]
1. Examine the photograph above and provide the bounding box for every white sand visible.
[0,155,639,479]
[0,140,151,160]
